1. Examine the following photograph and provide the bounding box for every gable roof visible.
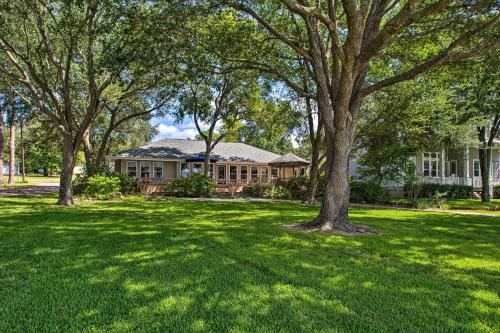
[270,152,309,165]
[112,139,281,164]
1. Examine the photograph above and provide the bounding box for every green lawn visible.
[0,197,499,332]
[391,197,500,211]
[1,174,60,187]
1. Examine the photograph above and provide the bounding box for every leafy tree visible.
[225,1,499,232]
[355,76,470,185]
[175,12,266,176]
[454,52,500,202]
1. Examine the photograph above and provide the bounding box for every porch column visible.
[176,161,181,178]
[464,145,470,185]
[441,148,446,181]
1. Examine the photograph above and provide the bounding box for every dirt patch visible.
[0,186,59,197]
[284,222,376,236]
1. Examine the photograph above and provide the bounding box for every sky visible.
[151,116,221,141]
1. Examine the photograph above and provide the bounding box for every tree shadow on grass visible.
[0,198,498,332]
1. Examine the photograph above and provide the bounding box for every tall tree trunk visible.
[58,134,76,205]
[479,143,492,202]
[0,109,4,186]
[313,123,354,231]
[20,119,25,182]
[8,111,16,185]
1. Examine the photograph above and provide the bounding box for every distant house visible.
[2,162,20,176]
[351,144,500,195]
[110,139,309,193]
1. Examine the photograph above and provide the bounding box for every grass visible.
[1,174,60,187]
[0,196,499,332]
[391,197,500,210]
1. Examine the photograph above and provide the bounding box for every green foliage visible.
[350,181,390,204]
[412,183,473,199]
[355,78,470,184]
[79,175,121,200]
[415,192,449,210]
[74,173,136,197]
[283,177,308,200]
[241,185,266,198]
[262,185,289,200]
[166,173,215,197]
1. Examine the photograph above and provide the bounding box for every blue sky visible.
[151,116,221,141]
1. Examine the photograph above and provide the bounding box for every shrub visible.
[411,183,473,199]
[166,173,215,197]
[415,192,449,210]
[74,172,137,197]
[284,177,308,200]
[316,174,326,198]
[263,185,289,199]
[350,181,390,203]
[242,185,266,198]
[83,175,121,200]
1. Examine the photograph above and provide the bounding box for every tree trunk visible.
[203,142,212,177]
[8,111,15,185]
[58,134,76,205]
[20,120,25,182]
[312,125,353,231]
[479,145,492,202]
[83,128,94,175]
[303,145,320,204]
[0,109,4,186]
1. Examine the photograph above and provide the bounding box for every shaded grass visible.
[0,196,499,332]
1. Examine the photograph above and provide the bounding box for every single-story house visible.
[110,139,309,193]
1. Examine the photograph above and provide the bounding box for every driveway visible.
[0,185,59,197]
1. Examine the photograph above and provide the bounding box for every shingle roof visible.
[112,139,281,164]
[270,152,309,165]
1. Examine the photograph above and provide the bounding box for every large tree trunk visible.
[0,109,4,186]
[312,125,353,231]
[8,111,15,185]
[479,144,492,202]
[58,134,76,206]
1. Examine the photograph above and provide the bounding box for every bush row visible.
[405,183,473,199]
[165,173,215,197]
[241,177,389,203]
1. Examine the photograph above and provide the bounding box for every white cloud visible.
[153,118,223,141]
[156,124,198,140]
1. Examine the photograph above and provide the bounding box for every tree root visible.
[285,218,376,235]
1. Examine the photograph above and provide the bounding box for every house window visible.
[230,165,237,180]
[423,152,440,177]
[300,167,306,177]
[218,165,226,180]
[473,160,480,177]
[251,166,258,180]
[272,167,278,178]
[240,166,248,181]
[181,163,190,178]
[140,161,151,179]
[261,167,269,181]
[192,163,202,174]
[127,161,137,177]
[153,162,163,179]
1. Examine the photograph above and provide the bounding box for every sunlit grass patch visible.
[0,196,498,332]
